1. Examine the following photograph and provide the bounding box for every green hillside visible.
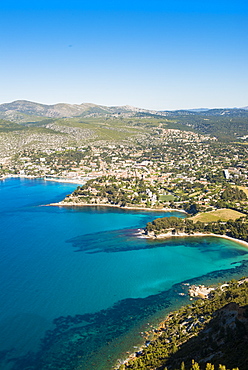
[120,279,248,370]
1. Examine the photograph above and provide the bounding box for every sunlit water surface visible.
[0,178,248,369]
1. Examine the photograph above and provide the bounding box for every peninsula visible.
[51,175,248,213]
[51,174,248,246]
[143,211,248,245]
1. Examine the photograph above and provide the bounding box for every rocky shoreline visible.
[114,277,248,369]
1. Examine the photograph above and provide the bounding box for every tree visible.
[206,364,214,370]
[181,362,186,370]
[191,360,200,370]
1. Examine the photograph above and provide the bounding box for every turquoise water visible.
[0,178,248,370]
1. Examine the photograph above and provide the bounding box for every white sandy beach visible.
[140,229,248,249]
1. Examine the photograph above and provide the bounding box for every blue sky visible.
[1,1,248,110]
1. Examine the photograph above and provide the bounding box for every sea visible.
[1,178,248,370]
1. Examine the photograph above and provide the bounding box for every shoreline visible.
[0,174,39,180]
[116,275,248,370]
[49,201,248,249]
[44,178,86,185]
[49,201,187,213]
[0,174,87,185]
[2,175,186,214]
[140,229,248,249]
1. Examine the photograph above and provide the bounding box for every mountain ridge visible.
[0,100,248,142]
[1,100,248,121]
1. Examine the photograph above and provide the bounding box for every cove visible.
[0,178,248,370]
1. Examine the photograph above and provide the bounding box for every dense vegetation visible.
[67,177,159,207]
[162,363,239,370]
[161,111,248,142]
[119,279,248,370]
[221,186,247,202]
[145,216,248,241]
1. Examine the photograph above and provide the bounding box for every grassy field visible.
[159,194,175,201]
[191,208,245,223]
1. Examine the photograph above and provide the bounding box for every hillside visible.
[166,301,248,370]
[0,100,248,142]
[119,279,248,370]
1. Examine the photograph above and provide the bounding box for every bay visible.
[0,178,248,370]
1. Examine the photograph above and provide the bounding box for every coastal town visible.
[2,0,248,366]
[1,127,248,215]
[0,103,248,370]
[1,122,247,248]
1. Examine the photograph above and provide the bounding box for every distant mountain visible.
[163,108,248,117]
[0,101,248,142]
[199,108,248,117]
[186,108,210,112]
[1,100,248,121]
[0,100,100,119]
[0,100,163,121]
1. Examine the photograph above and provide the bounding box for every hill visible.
[0,100,163,121]
[0,100,248,142]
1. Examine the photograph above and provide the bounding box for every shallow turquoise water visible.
[0,178,248,369]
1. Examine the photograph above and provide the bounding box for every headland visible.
[139,229,248,249]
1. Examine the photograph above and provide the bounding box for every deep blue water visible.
[0,178,248,370]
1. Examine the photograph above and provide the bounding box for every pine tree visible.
[180,362,186,370]
[191,360,200,370]
[206,363,215,370]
